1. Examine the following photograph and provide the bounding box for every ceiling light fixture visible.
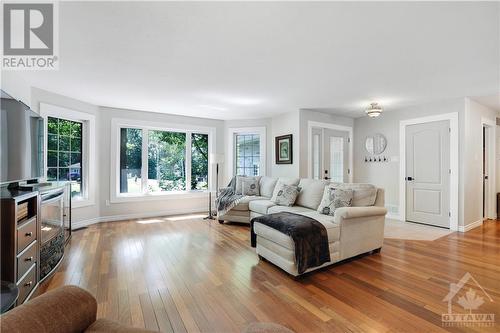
[365,102,383,118]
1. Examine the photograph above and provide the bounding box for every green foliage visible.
[121,128,142,175]
[148,131,186,191]
[191,133,208,189]
[121,129,209,192]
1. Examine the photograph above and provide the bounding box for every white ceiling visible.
[3,1,499,119]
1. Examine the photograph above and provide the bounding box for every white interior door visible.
[406,120,450,228]
[323,129,349,182]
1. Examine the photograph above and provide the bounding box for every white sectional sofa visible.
[218,177,387,276]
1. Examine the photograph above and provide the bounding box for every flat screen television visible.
[0,91,44,184]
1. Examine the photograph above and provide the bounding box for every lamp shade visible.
[210,153,224,164]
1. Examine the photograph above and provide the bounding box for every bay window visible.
[112,119,213,201]
[40,103,96,208]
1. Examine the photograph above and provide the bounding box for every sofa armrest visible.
[334,206,387,223]
[1,285,97,333]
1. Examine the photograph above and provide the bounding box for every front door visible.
[406,120,450,227]
[323,129,349,182]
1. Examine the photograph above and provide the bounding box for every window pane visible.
[71,137,81,152]
[120,128,143,194]
[59,152,70,167]
[48,134,58,150]
[69,168,81,181]
[71,122,82,138]
[330,137,344,183]
[59,119,72,136]
[148,130,186,192]
[47,151,58,167]
[47,168,57,181]
[71,153,81,166]
[46,117,85,198]
[59,135,70,151]
[59,168,69,181]
[191,133,208,190]
[71,182,82,199]
[234,134,260,176]
[48,117,58,134]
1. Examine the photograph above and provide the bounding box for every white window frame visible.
[40,103,96,209]
[110,118,216,203]
[226,127,266,178]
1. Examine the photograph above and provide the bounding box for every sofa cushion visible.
[242,178,260,196]
[231,196,267,211]
[267,205,312,215]
[317,187,353,216]
[236,176,261,195]
[249,199,276,215]
[330,183,377,206]
[270,178,300,200]
[253,211,340,248]
[295,179,329,210]
[277,177,300,186]
[271,183,299,206]
[259,176,278,198]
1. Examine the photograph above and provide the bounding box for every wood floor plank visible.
[38,217,500,332]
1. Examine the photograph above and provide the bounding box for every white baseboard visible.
[72,206,206,230]
[458,219,483,232]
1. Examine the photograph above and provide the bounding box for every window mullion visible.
[186,132,192,191]
[142,128,149,194]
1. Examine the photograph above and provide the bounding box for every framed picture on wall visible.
[275,134,293,164]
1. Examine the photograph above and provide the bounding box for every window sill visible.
[110,190,211,203]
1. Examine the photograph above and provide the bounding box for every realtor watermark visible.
[442,272,495,328]
[2,1,59,70]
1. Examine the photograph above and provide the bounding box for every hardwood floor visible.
[39,216,500,333]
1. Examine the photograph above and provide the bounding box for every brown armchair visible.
[0,285,155,332]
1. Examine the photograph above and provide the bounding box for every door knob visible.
[406,177,414,181]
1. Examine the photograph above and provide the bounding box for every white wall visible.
[354,97,500,228]
[354,98,467,225]
[299,109,354,178]
[271,111,300,178]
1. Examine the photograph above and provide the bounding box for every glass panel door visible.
[330,137,344,183]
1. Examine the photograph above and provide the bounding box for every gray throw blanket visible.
[251,212,331,274]
[216,177,244,216]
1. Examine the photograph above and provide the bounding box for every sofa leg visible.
[372,247,382,254]
[218,219,224,224]
[258,255,266,262]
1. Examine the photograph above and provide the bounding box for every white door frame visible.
[481,117,496,220]
[399,112,459,231]
[307,121,353,182]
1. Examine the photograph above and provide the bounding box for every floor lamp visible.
[204,153,224,220]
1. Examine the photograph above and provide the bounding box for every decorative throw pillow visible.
[317,187,353,216]
[242,179,260,196]
[271,183,299,206]
[235,176,261,194]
